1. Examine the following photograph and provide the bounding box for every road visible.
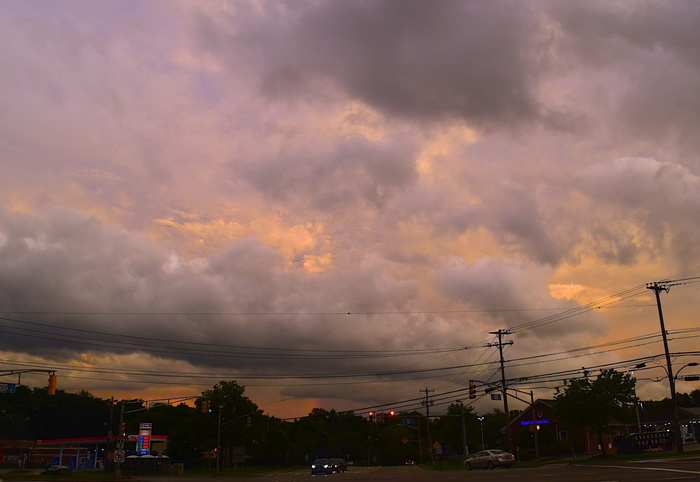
[136,455,700,482]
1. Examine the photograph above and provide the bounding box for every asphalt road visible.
[133,455,700,482]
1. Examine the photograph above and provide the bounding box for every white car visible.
[464,449,515,470]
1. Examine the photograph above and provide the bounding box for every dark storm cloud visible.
[430,257,607,338]
[4,0,700,414]
[198,0,545,128]
[580,157,700,272]
[0,206,440,374]
[546,0,700,154]
[235,134,419,210]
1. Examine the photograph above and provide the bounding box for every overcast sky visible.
[2,0,700,419]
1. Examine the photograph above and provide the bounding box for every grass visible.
[0,465,306,480]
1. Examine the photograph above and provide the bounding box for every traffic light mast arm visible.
[0,369,57,394]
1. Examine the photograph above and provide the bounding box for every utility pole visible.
[115,401,125,476]
[486,329,513,452]
[647,281,683,453]
[458,400,468,457]
[106,397,114,472]
[216,405,223,475]
[420,388,434,463]
[531,391,539,459]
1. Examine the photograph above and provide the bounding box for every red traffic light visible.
[368,411,374,422]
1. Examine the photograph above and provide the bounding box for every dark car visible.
[311,458,330,475]
[41,465,73,475]
[328,457,347,473]
[464,449,515,470]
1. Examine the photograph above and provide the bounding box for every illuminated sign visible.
[521,420,553,425]
[137,423,153,455]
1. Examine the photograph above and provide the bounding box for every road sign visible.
[114,450,125,463]
[0,383,16,393]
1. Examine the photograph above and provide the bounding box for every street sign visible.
[490,393,502,400]
[0,383,16,394]
[114,450,125,463]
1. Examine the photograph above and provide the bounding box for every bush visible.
[549,440,574,456]
[518,448,536,461]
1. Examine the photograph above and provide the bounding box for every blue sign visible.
[0,383,16,393]
[521,420,551,425]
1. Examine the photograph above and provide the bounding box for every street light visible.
[675,362,699,380]
[478,416,485,450]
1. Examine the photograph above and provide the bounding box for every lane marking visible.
[577,464,700,475]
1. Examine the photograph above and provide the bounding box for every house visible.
[506,399,631,455]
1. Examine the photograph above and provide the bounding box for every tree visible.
[554,369,636,455]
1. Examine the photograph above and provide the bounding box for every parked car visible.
[41,465,73,475]
[328,457,347,473]
[311,458,331,475]
[464,449,515,470]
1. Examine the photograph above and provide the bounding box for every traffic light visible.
[201,399,211,413]
[120,422,127,436]
[389,410,396,422]
[368,411,374,422]
[469,382,476,399]
[47,373,57,395]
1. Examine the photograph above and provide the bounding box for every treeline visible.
[3,379,697,467]
[0,381,509,467]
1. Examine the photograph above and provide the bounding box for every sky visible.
[1,0,700,420]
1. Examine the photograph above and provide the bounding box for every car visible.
[464,449,515,470]
[311,458,331,475]
[41,465,73,475]
[405,459,416,465]
[328,457,347,473]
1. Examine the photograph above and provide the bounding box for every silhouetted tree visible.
[555,369,636,455]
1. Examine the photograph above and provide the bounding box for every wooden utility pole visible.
[486,330,513,452]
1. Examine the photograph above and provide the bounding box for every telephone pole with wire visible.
[647,280,684,453]
[486,329,513,452]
